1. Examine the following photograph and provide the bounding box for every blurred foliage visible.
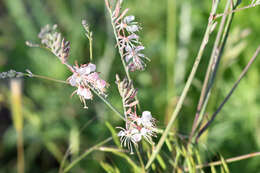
[0,0,260,172]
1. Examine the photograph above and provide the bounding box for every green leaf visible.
[99,147,141,173]
[195,149,205,173]
[106,122,121,147]
[100,161,120,173]
[210,165,217,173]
[220,155,230,173]
[165,138,173,152]
[156,154,166,170]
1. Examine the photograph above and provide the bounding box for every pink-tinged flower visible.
[77,86,92,100]
[75,63,96,76]
[68,73,79,86]
[125,46,149,71]
[117,110,157,153]
[96,79,107,91]
[85,72,99,85]
[118,33,140,49]
[68,63,108,108]
[68,63,97,87]
[123,16,139,33]
[73,86,93,109]
[116,16,140,33]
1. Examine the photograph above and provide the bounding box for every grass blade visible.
[145,0,220,169]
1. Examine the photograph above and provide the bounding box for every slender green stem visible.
[215,2,260,19]
[63,137,112,173]
[196,45,260,141]
[24,73,68,84]
[145,1,220,169]
[135,145,145,172]
[184,152,260,171]
[193,3,235,143]
[59,147,71,173]
[59,117,96,173]
[105,5,131,82]
[23,72,125,120]
[189,0,232,144]
[87,84,125,120]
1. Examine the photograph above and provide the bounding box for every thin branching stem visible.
[145,1,220,169]
[87,84,125,120]
[23,72,125,120]
[105,4,131,82]
[59,117,96,173]
[196,45,260,141]
[189,0,233,144]
[23,73,68,84]
[134,145,145,172]
[215,2,260,19]
[184,152,260,171]
[63,137,112,173]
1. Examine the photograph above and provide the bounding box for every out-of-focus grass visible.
[0,0,260,172]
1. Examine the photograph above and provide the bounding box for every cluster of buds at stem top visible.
[116,75,156,154]
[26,24,109,109]
[0,70,24,79]
[106,0,150,72]
[26,24,71,67]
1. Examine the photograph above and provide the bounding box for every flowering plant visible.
[2,0,260,172]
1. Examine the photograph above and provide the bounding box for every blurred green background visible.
[0,0,260,172]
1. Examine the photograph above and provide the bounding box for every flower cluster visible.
[107,0,150,71]
[27,23,108,109]
[68,63,108,108]
[117,110,156,154]
[116,75,156,153]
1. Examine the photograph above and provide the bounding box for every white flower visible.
[68,73,80,86]
[117,127,141,154]
[68,63,96,87]
[136,111,155,128]
[116,15,140,33]
[140,127,155,145]
[124,45,148,71]
[118,33,140,49]
[67,62,108,108]
[124,15,135,24]
[123,16,139,33]
[76,63,96,75]
[77,86,92,100]
[96,79,107,91]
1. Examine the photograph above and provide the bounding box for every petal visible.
[128,33,139,40]
[135,46,145,52]
[125,55,132,62]
[142,111,152,121]
[124,15,135,23]
[126,25,139,33]
[97,79,106,90]
[132,133,142,142]
[88,63,96,73]
[118,130,125,137]
[131,128,139,135]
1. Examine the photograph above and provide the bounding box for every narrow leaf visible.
[106,122,121,147]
